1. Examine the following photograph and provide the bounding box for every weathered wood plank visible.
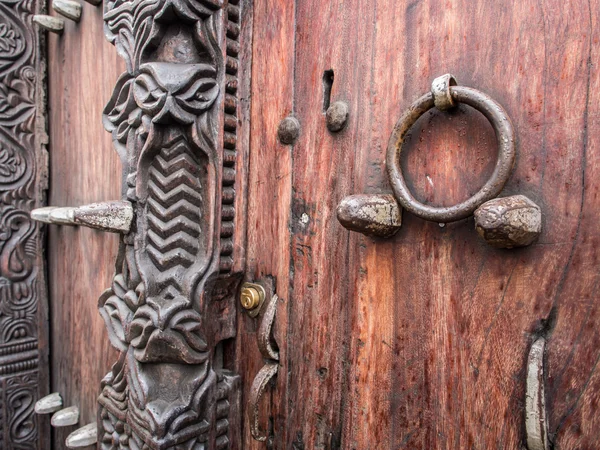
[240,0,295,447]
[282,1,378,447]
[276,0,600,448]
[547,1,600,447]
[46,3,123,447]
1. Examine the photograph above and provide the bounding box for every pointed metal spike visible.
[52,0,82,21]
[30,206,75,225]
[73,200,133,233]
[35,392,63,414]
[30,201,133,233]
[51,406,79,427]
[33,15,64,34]
[66,423,97,448]
[29,206,55,224]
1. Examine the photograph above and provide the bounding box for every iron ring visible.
[386,82,515,223]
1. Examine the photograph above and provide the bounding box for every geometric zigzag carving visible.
[146,139,203,271]
[99,0,245,446]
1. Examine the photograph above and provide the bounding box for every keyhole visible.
[322,69,334,112]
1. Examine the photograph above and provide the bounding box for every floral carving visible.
[0,23,20,55]
[0,0,47,447]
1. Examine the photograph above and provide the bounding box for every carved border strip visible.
[0,0,50,447]
[219,0,240,275]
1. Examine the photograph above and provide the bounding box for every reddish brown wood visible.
[43,0,600,448]
[242,0,600,448]
[46,3,123,447]
[239,0,295,447]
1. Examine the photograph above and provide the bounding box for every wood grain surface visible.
[46,2,123,447]
[242,0,600,448]
[239,0,295,447]
[44,0,600,448]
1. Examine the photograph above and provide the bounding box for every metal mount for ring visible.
[337,74,542,249]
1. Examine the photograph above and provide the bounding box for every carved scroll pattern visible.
[98,0,243,448]
[0,0,48,447]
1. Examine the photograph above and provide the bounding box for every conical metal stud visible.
[337,194,402,238]
[33,15,64,34]
[31,200,133,233]
[66,423,97,448]
[35,392,63,414]
[52,0,82,21]
[51,406,79,427]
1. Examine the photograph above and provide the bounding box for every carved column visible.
[97,0,245,448]
[0,0,50,447]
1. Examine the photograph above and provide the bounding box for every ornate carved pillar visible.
[97,0,246,448]
[0,0,50,447]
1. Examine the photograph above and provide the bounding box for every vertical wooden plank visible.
[342,3,406,448]
[546,0,600,446]
[240,0,295,447]
[283,1,379,447]
[47,2,123,446]
[372,0,593,447]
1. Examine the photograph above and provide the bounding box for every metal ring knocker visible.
[337,74,542,248]
[386,74,516,223]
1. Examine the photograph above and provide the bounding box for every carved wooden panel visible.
[0,0,49,447]
[97,0,245,448]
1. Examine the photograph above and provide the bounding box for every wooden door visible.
[40,0,599,449]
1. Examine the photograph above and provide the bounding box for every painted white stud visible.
[66,423,98,448]
[33,15,64,34]
[52,0,82,22]
[51,406,79,427]
[35,392,63,414]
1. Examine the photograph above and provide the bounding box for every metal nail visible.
[474,195,542,249]
[277,116,300,145]
[326,101,349,132]
[337,194,402,238]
